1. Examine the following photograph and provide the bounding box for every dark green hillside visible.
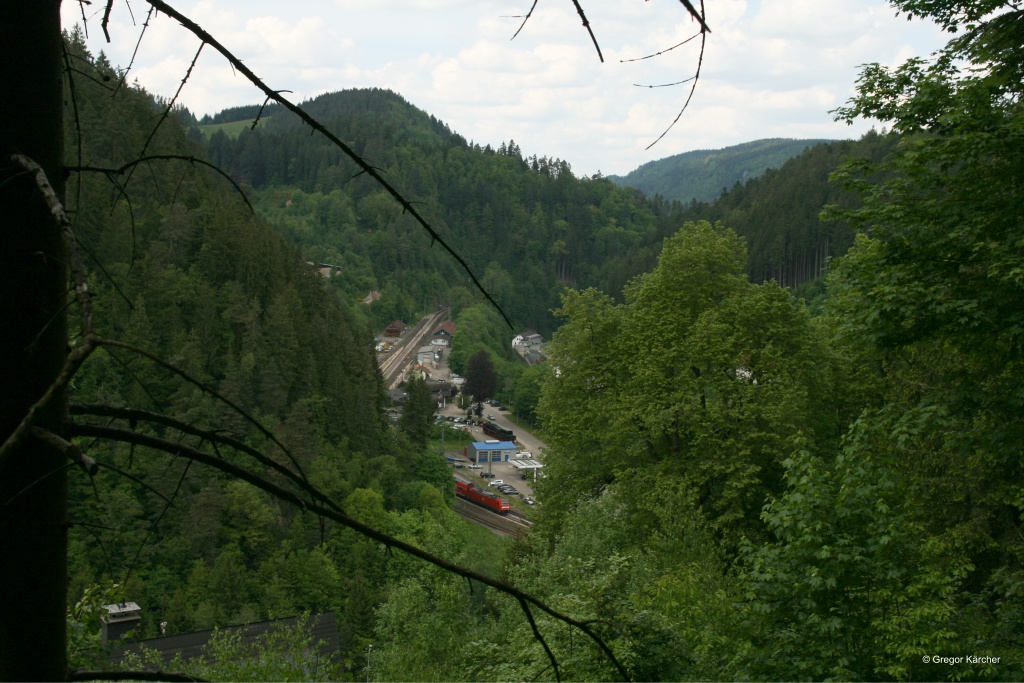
[674,131,899,290]
[56,35,491,677]
[200,93,893,329]
[203,89,689,335]
[609,138,832,204]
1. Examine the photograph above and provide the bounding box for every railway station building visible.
[465,441,516,463]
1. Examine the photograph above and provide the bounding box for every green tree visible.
[538,221,842,542]
[399,375,434,452]
[823,0,1024,659]
[464,350,498,405]
[739,438,972,681]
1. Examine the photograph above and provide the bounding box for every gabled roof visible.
[433,320,456,336]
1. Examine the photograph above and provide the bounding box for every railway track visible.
[454,498,532,537]
[378,308,449,389]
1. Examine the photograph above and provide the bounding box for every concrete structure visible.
[417,345,438,368]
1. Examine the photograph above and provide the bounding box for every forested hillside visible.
[676,132,900,290]
[48,32,505,679]
[197,94,896,333]
[608,137,831,204]
[201,89,694,335]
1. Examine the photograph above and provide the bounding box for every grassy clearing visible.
[197,117,272,140]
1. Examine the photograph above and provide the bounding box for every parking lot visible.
[438,412,542,504]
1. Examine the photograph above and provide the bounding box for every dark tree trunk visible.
[0,1,68,679]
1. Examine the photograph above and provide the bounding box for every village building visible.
[417,345,439,368]
[464,440,517,463]
[430,320,456,346]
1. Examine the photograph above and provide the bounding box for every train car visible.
[482,422,515,442]
[455,480,510,514]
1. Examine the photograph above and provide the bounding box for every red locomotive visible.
[455,480,510,514]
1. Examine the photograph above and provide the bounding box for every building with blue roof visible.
[465,440,517,463]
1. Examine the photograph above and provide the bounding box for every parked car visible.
[523,497,536,506]
[487,413,495,420]
[487,479,505,487]
[467,464,483,469]
[480,472,494,479]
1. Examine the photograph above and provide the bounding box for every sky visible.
[63,0,950,177]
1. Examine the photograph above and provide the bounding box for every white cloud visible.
[62,0,949,176]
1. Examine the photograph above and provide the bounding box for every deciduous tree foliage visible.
[538,220,849,542]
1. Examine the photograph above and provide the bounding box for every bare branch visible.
[634,76,696,89]
[114,5,157,96]
[101,0,115,42]
[510,0,540,41]
[68,422,632,681]
[11,154,94,336]
[69,403,342,514]
[645,7,707,151]
[620,33,700,63]
[30,427,98,476]
[520,597,561,682]
[0,340,96,469]
[568,0,604,63]
[93,338,309,485]
[66,155,254,214]
[679,0,711,34]
[0,156,101,468]
[143,0,513,328]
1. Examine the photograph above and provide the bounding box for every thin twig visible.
[70,403,342,513]
[633,76,696,88]
[511,0,540,41]
[114,5,156,96]
[94,338,309,486]
[520,597,562,682]
[620,33,700,63]
[118,42,204,204]
[120,459,192,589]
[67,155,253,213]
[645,4,707,151]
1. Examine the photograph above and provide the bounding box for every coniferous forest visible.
[1,0,1023,680]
